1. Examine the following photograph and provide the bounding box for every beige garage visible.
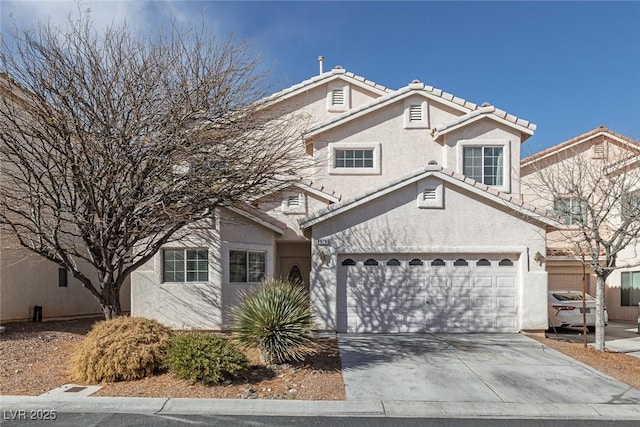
[336,254,518,333]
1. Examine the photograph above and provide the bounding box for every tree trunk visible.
[99,283,123,320]
[594,275,607,351]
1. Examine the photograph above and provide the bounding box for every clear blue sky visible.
[2,1,639,155]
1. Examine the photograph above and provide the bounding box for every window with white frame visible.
[554,197,588,226]
[335,149,373,168]
[621,271,640,306]
[329,142,381,175]
[163,249,208,282]
[229,250,266,283]
[463,146,504,186]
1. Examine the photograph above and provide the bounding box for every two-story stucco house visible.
[131,66,558,333]
[520,126,640,322]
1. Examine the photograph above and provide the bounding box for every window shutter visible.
[409,104,422,122]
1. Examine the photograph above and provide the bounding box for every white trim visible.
[328,142,381,175]
[458,139,511,193]
[300,168,558,229]
[305,88,472,139]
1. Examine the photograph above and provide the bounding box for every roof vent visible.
[409,79,424,89]
[318,55,325,75]
[480,102,491,107]
[428,160,438,165]
[332,65,346,74]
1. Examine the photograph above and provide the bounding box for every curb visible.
[2,396,640,420]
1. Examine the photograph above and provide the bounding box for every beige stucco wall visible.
[309,100,522,199]
[308,178,548,331]
[0,241,130,322]
[131,208,278,330]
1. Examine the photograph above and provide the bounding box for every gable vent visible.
[287,195,301,207]
[423,188,437,200]
[593,143,604,154]
[332,88,345,105]
[409,104,422,122]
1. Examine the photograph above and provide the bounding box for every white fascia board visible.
[226,206,284,235]
[434,114,535,142]
[331,245,530,255]
[292,182,341,203]
[522,131,637,168]
[300,169,559,229]
[304,89,472,139]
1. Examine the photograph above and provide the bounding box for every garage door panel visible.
[340,254,518,333]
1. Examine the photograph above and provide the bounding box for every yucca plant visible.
[70,316,172,383]
[232,279,318,364]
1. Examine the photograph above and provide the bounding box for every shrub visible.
[70,316,171,383]
[164,332,247,384]
[232,278,318,364]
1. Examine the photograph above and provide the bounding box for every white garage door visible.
[337,254,518,333]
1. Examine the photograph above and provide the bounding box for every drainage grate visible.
[64,386,87,393]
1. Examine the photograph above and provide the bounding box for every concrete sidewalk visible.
[1,395,640,420]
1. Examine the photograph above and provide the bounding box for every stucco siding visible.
[308,180,548,331]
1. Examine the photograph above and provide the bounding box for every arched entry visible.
[288,264,303,284]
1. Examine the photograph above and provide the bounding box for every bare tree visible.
[522,141,640,350]
[0,14,308,319]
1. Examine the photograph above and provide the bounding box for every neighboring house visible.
[0,73,130,322]
[520,127,640,322]
[131,66,557,333]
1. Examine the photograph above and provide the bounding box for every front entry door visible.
[279,257,311,292]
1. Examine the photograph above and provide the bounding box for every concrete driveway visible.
[338,333,640,404]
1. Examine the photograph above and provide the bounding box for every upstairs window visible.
[463,146,504,186]
[335,149,374,168]
[329,142,381,175]
[554,197,587,226]
[164,249,208,283]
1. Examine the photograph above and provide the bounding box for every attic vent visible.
[332,88,345,105]
[287,195,300,207]
[423,188,437,200]
[593,143,604,157]
[409,104,422,122]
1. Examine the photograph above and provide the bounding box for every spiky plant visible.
[70,316,172,383]
[232,279,317,364]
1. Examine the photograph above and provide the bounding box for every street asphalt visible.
[1,324,640,421]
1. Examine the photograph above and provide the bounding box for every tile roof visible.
[304,80,535,140]
[521,126,640,167]
[431,105,536,141]
[299,165,557,229]
[264,66,390,105]
[227,203,287,234]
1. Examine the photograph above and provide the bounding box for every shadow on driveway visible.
[338,333,640,403]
